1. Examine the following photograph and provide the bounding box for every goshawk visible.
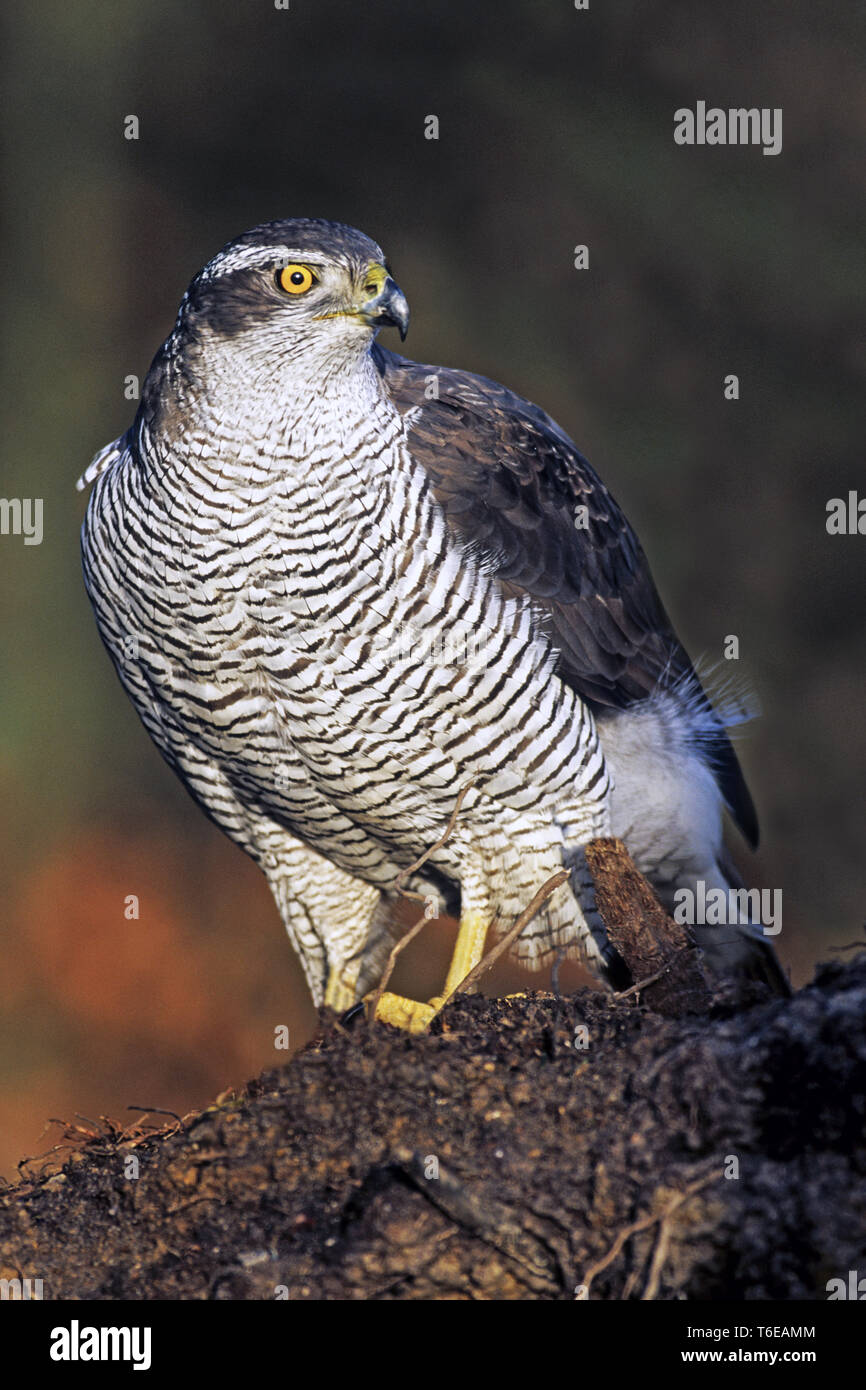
[78,219,785,1027]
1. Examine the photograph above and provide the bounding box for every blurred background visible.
[1,0,864,1179]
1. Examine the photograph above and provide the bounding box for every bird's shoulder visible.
[374,343,685,709]
[373,344,759,848]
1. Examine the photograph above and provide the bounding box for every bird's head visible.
[167,219,409,393]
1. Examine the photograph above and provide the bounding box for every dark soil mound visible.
[2,954,864,1300]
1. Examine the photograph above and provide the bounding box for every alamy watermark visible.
[1,1276,43,1299]
[826,491,866,535]
[0,497,42,545]
[673,881,782,936]
[284,616,494,674]
[674,102,782,157]
[50,1320,151,1370]
[826,1271,866,1299]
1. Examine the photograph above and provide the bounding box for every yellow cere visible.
[361,263,388,299]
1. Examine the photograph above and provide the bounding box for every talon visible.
[338,1001,366,1027]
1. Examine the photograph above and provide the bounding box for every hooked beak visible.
[359,275,410,340]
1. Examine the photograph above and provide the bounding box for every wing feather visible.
[374,344,759,848]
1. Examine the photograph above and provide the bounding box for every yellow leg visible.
[325,966,359,1013]
[439,908,490,999]
[373,908,491,1032]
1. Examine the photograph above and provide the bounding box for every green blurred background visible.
[1,0,864,1178]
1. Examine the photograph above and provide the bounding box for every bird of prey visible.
[78,219,786,1029]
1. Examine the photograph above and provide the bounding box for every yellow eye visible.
[278,264,315,294]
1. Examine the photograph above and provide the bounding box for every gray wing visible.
[374,344,759,849]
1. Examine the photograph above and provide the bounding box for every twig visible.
[578,1168,724,1299]
[392,778,476,899]
[448,869,570,1001]
[610,946,691,1003]
[579,1211,658,1299]
[642,1213,676,1301]
[368,780,476,1023]
[368,915,433,1026]
[126,1105,182,1123]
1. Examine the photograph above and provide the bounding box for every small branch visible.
[367,915,433,1027]
[578,1168,724,1300]
[611,946,691,1003]
[449,869,570,1000]
[392,779,476,899]
[369,781,476,1023]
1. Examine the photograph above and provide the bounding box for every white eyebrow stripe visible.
[276,248,367,272]
[203,244,375,283]
[201,244,293,280]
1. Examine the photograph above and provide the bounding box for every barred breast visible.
[81,360,609,913]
